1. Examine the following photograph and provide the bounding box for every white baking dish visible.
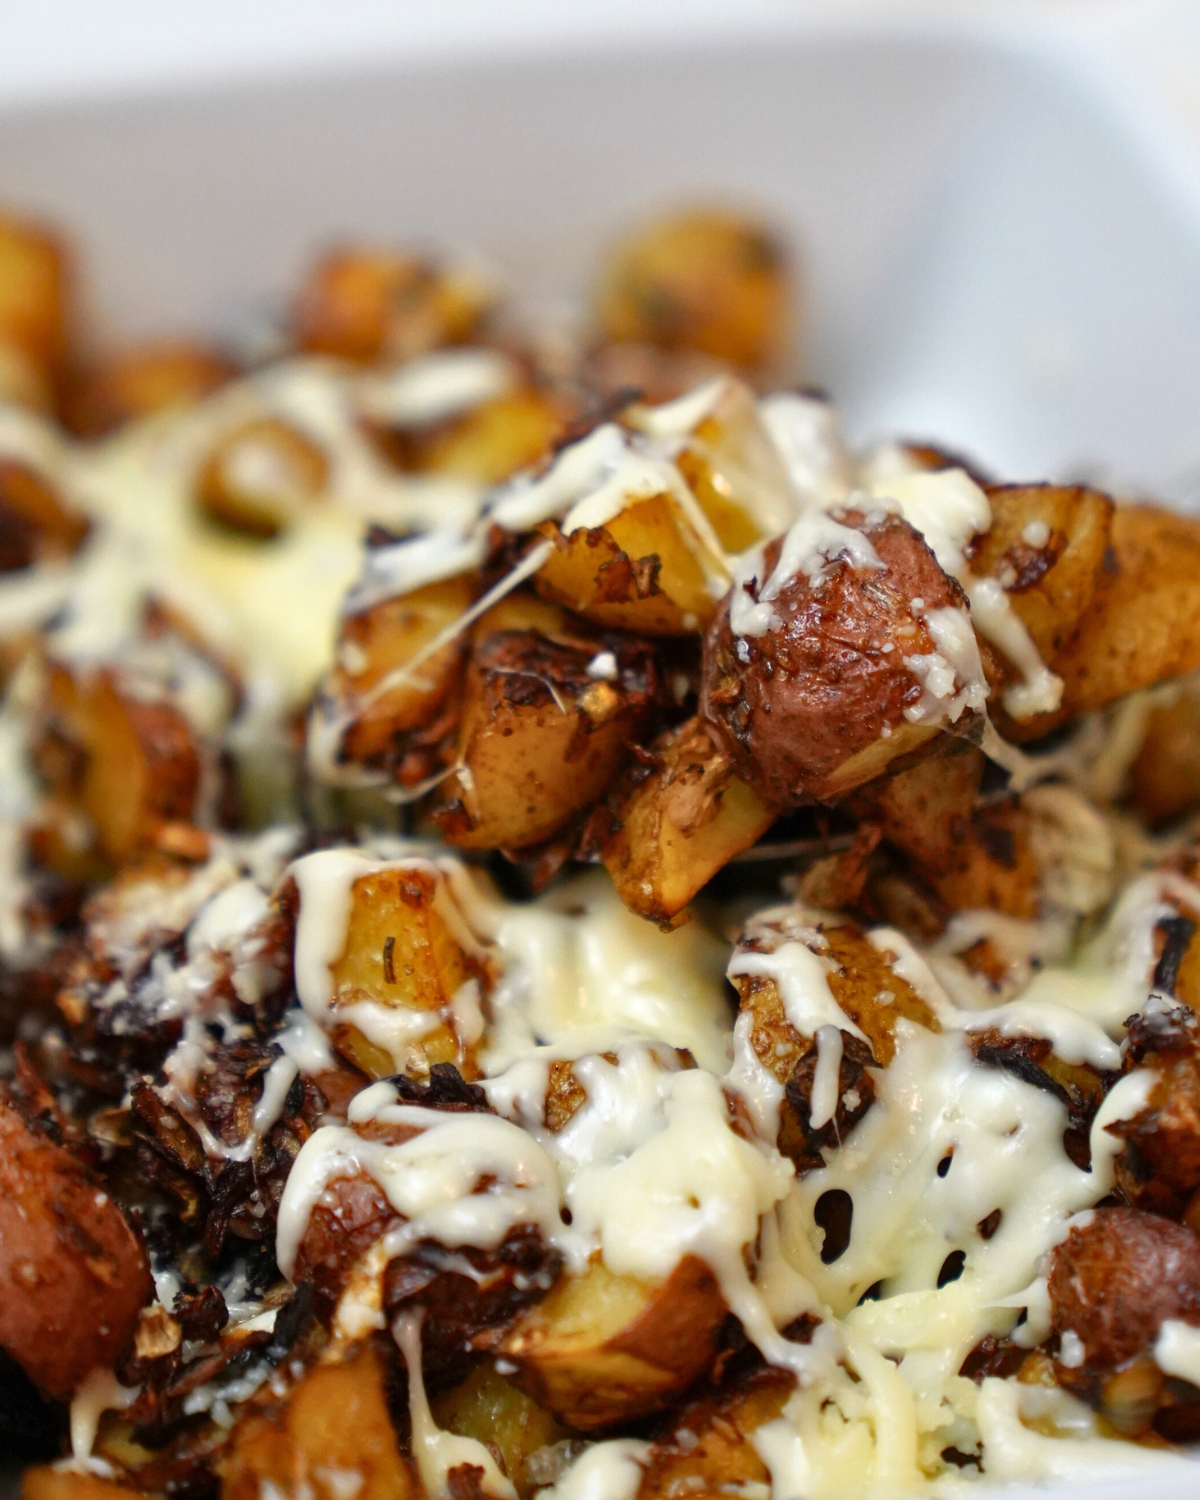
[0,15,1198,1498]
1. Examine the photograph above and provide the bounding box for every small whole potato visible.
[701,509,976,805]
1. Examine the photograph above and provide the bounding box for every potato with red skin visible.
[701,510,977,806]
[0,1083,152,1398]
[1047,1207,1200,1431]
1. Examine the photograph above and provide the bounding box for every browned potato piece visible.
[1047,1207,1200,1436]
[597,716,778,924]
[0,1083,151,1399]
[292,248,492,363]
[702,511,977,805]
[1130,687,1200,827]
[0,459,89,572]
[1006,505,1200,742]
[372,388,566,486]
[432,1362,568,1498]
[23,1473,155,1500]
[638,1366,796,1498]
[968,484,1114,659]
[534,492,727,636]
[433,629,660,853]
[0,214,67,411]
[196,417,329,540]
[501,1253,727,1430]
[595,209,792,372]
[34,662,204,867]
[1109,1005,1200,1220]
[320,574,474,783]
[220,1345,418,1500]
[64,342,236,438]
[326,864,493,1079]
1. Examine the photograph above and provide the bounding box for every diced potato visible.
[598,716,778,924]
[0,459,89,572]
[595,209,792,372]
[196,417,329,540]
[534,491,728,636]
[219,1345,418,1500]
[64,341,236,437]
[0,214,68,411]
[1130,686,1200,827]
[1005,504,1200,741]
[322,574,475,777]
[432,1362,568,1499]
[501,1253,727,1430]
[372,388,566,485]
[34,662,204,867]
[434,629,659,853]
[969,484,1114,659]
[292,248,492,364]
[22,1473,155,1500]
[637,1367,796,1498]
[327,864,493,1079]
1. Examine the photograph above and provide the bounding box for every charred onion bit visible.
[1047,1206,1200,1438]
[0,1081,152,1398]
[701,510,973,806]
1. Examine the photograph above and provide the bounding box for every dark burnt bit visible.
[391,1063,492,1113]
[959,1334,1028,1383]
[1153,914,1197,996]
[779,1031,877,1174]
[173,1284,229,1343]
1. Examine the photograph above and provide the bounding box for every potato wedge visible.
[292,248,492,363]
[0,1083,152,1399]
[1004,505,1200,741]
[220,1345,418,1500]
[969,484,1114,659]
[326,864,494,1079]
[0,459,89,573]
[433,629,660,853]
[702,510,981,805]
[534,491,728,636]
[501,1253,727,1430]
[64,342,237,438]
[594,209,792,373]
[597,716,778,924]
[432,1361,569,1498]
[0,214,68,411]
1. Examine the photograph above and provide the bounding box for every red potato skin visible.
[701,511,970,806]
[0,1085,152,1399]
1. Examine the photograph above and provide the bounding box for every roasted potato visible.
[22,1473,155,1500]
[1109,1003,1200,1219]
[433,627,660,853]
[534,490,729,637]
[323,864,495,1079]
[0,459,90,573]
[370,386,566,486]
[597,715,778,924]
[0,213,68,411]
[501,1253,727,1430]
[432,1361,569,1497]
[63,341,237,437]
[1129,685,1200,826]
[195,416,329,540]
[595,209,792,373]
[0,1082,151,1399]
[220,1344,418,1500]
[702,510,980,805]
[292,248,492,363]
[1046,1207,1200,1436]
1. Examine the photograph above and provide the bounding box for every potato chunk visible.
[64,341,237,437]
[702,511,979,805]
[0,214,67,411]
[534,491,728,636]
[432,1362,568,1498]
[0,459,89,573]
[1109,1004,1200,1220]
[0,1083,152,1399]
[433,629,660,853]
[597,715,778,924]
[195,416,329,540]
[22,1473,155,1500]
[292,248,492,363]
[595,209,792,373]
[220,1345,418,1500]
[370,386,566,486]
[327,865,494,1079]
[501,1253,727,1430]
[1130,686,1200,827]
